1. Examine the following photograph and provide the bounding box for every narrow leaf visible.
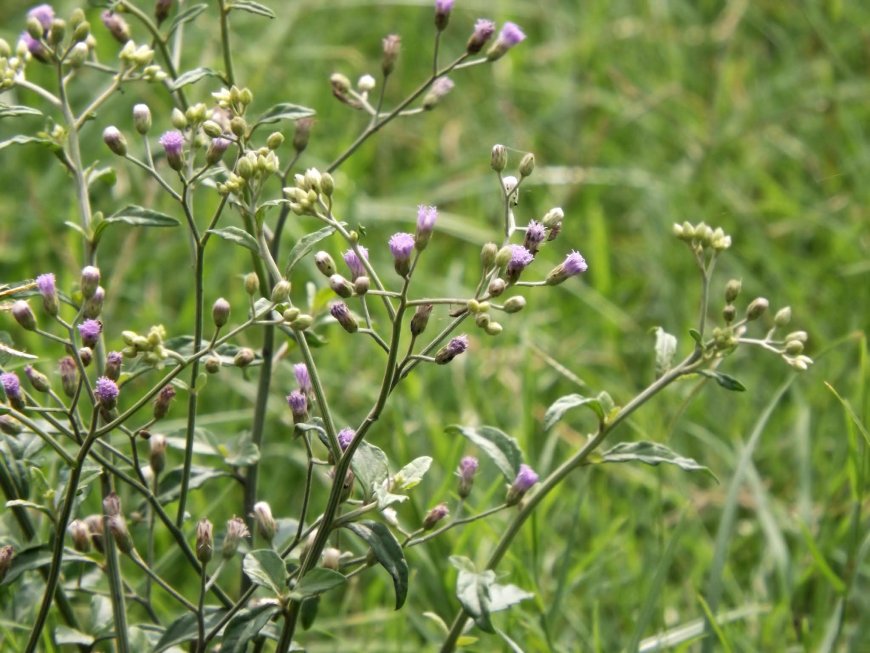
[698,370,746,392]
[446,425,523,481]
[254,103,316,129]
[242,549,287,596]
[168,3,209,36]
[598,441,716,480]
[0,104,43,118]
[207,226,260,253]
[105,205,180,228]
[228,0,276,18]
[543,394,604,431]
[393,456,432,490]
[170,66,220,90]
[0,341,38,360]
[221,604,282,653]
[345,520,409,609]
[0,135,53,151]
[283,225,335,275]
[290,568,346,600]
[154,608,225,651]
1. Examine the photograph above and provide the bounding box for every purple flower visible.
[153,385,176,420]
[293,363,312,394]
[546,250,588,286]
[78,319,102,348]
[457,456,479,498]
[101,10,131,44]
[27,4,55,31]
[20,32,48,61]
[506,463,538,505]
[159,130,185,170]
[286,389,308,423]
[389,232,415,276]
[435,334,469,365]
[105,351,123,381]
[94,376,119,409]
[330,302,358,333]
[80,266,100,299]
[432,77,454,97]
[1,372,22,402]
[467,18,496,54]
[487,22,526,61]
[342,246,368,281]
[422,502,449,530]
[36,272,58,315]
[434,0,454,31]
[11,301,36,330]
[523,220,546,254]
[338,427,355,451]
[415,204,438,250]
[505,244,534,283]
[207,137,230,165]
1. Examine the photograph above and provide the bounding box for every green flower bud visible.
[196,518,213,563]
[149,433,167,475]
[283,307,300,323]
[474,312,490,328]
[271,280,292,303]
[724,279,742,303]
[230,116,247,138]
[518,152,535,178]
[785,340,804,356]
[490,144,507,172]
[68,520,91,553]
[48,19,66,46]
[170,107,187,129]
[503,296,526,313]
[410,303,433,336]
[266,131,284,150]
[467,299,481,313]
[202,120,223,138]
[484,321,503,336]
[488,278,506,297]
[236,156,254,179]
[239,87,253,106]
[212,297,230,328]
[786,330,808,344]
[72,20,90,43]
[481,242,498,270]
[244,272,260,296]
[329,274,354,298]
[722,304,736,323]
[774,306,791,327]
[26,17,44,41]
[354,276,370,295]
[293,116,314,153]
[253,501,277,542]
[746,297,769,321]
[234,348,255,368]
[541,207,564,229]
[495,246,512,268]
[320,172,335,197]
[103,126,127,156]
[204,356,221,374]
[291,314,314,331]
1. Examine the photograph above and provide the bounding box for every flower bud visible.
[206,137,230,165]
[196,518,214,563]
[291,314,314,331]
[58,357,77,397]
[221,516,250,558]
[79,347,93,367]
[78,319,102,348]
[103,491,122,518]
[494,246,513,268]
[0,545,13,583]
[84,515,104,553]
[322,547,341,570]
[236,156,254,179]
[354,276,370,295]
[785,339,804,356]
[293,117,314,153]
[329,274,354,299]
[488,278,506,297]
[149,433,167,475]
[244,272,260,296]
[133,104,152,134]
[12,301,36,330]
[518,152,535,178]
[722,304,736,323]
[266,131,284,150]
[490,144,507,172]
[505,464,538,506]
[487,22,527,61]
[381,34,401,76]
[0,416,21,436]
[467,18,495,54]
[234,348,255,368]
[786,330,808,344]
[456,456,478,498]
[1,373,23,410]
[410,304,433,337]
[205,356,221,374]
[481,242,499,270]
[724,279,742,303]
[24,365,50,393]
[422,502,449,530]
[435,335,469,364]
[230,116,247,138]
[72,21,90,43]
[484,321,503,336]
[287,390,308,424]
[746,297,769,321]
[68,520,91,552]
[101,11,131,44]
[271,280,292,303]
[103,126,127,156]
[253,501,277,542]
[774,306,792,327]
[81,266,100,299]
[314,251,336,276]
[83,286,105,319]
[330,302,358,333]
[153,385,176,420]
[108,514,134,554]
[170,107,187,129]
[503,296,526,313]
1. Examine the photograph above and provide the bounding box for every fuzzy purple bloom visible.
[434,0,454,30]
[159,130,185,170]
[28,4,55,30]
[78,319,102,348]
[293,363,312,394]
[506,245,534,279]
[330,302,358,333]
[94,376,119,408]
[432,77,454,98]
[342,246,368,281]
[415,204,438,250]
[389,232,416,276]
[512,464,538,492]
[1,373,22,401]
[338,427,355,451]
[467,19,496,54]
[435,334,469,365]
[36,273,55,298]
[105,351,123,381]
[523,220,546,254]
[20,32,47,60]
[487,21,526,60]
[286,389,308,423]
[457,456,479,498]
[422,502,449,529]
[546,250,588,285]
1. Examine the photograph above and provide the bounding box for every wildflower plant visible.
[0,1,817,652]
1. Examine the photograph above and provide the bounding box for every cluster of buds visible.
[673,221,732,252]
[118,40,165,80]
[1,38,28,88]
[221,516,251,559]
[14,5,95,68]
[283,168,335,215]
[102,492,134,554]
[120,324,168,365]
[212,85,254,118]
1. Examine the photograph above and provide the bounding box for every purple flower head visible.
[27,4,55,31]
[487,21,526,61]
[546,250,588,286]
[153,385,176,419]
[422,502,449,530]
[342,246,368,281]
[101,10,131,44]
[330,302,358,333]
[457,456,479,498]
[293,363,312,394]
[523,220,546,254]
[36,272,59,315]
[389,232,415,276]
[159,130,185,170]
[80,266,100,299]
[206,137,230,165]
[434,0,454,30]
[105,351,123,381]
[467,19,496,54]
[506,463,538,505]
[338,427,355,451]
[20,32,48,60]
[435,334,469,365]
[286,389,308,423]
[432,77,454,98]
[505,245,534,282]
[78,319,102,348]
[415,204,438,250]
[1,372,22,401]
[94,376,119,408]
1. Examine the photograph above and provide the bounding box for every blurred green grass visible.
[1,0,868,650]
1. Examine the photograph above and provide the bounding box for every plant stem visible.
[218,0,236,85]
[101,474,130,653]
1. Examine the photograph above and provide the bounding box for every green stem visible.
[218,0,236,85]
[101,474,130,653]
[196,565,208,652]
[130,550,197,612]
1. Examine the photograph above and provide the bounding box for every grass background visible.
[1,0,868,651]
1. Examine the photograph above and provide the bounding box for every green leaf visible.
[224,432,260,467]
[87,166,117,188]
[0,135,53,151]
[446,425,523,482]
[156,466,231,504]
[0,341,38,361]
[290,567,346,600]
[243,549,288,596]
[283,225,335,275]
[488,583,535,612]
[1,544,93,586]
[345,520,409,609]
[154,607,226,651]
[207,226,260,253]
[393,456,432,490]
[221,603,282,653]
[688,328,703,347]
[5,499,53,518]
[228,0,276,18]
[254,103,316,130]
[653,327,678,377]
[170,66,221,90]
[0,103,43,118]
[455,566,496,633]
[99,206,180,240]
[598,441,716,480]
[350,440,390,499]
[543,394,605,430]
[54,626,95,646]
[167,3,209,36]
[699,370,746,392]
[373,482,408,510]
[300,597,319,630]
